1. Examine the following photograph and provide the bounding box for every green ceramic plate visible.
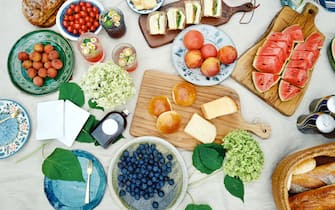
[7,30,74,95]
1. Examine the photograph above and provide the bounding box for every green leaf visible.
[42,148,84,182]
[58,82,85,107]
[192,145,213,174]
[224,175,244,202]
[198,147,223,171]
[185,204,212,210]
[76,115,100,143]
[201,143,225,157]
[88,98,104,111]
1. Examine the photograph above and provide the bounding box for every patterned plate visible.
[44,150,107,210]
[7,30,74,95]
[126,0,164,14]
[0,99,30,159]
[171,24,237,86]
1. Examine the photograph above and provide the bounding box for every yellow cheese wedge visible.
[201,96,238,120]
[184,113,216,143]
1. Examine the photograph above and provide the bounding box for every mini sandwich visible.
[147,11,166,35]
[166,7,186,30]
[184,1,202,24]
[202,0,222,17]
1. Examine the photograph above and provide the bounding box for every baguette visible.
[289,184,335,210]
[289,162,335,194]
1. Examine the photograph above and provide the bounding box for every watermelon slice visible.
[267,32,293,49]
[256,46,287,63]
[295,41,319,51]
[327,37,335,72]
[253,55,285,75]
[263,40,292,57]
[282,67,309,88]
[290,50,315,68]
[252,71,280,93]
[305,32,324,49]
[286,59,309,70]
[282,24,304,43]
[278,80,302,102]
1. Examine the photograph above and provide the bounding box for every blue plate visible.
[0,99,31,159]
[44,150,107,210]
[171,24,237,86]
[126,0,164,14]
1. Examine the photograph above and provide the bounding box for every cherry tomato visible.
[79,18,85,24]
[81,25,88,31]
[69,16,74,21]
[74,13,80,20]
[79,11,87,17]
[70,4,75,9]
[79,2,85,6]
[66,8,73,15]
[85,16,90,22]
[86,21,92,27]
[73,29,78,35]
[89,26,96,32]
[67,26,73,33]
[62,20,68,27]
[69,21,74,26]
[87,7,92,13]
[74,5,80,13]
[86,2,92,7]
[93,21,99,28]
[92,6,99,13]
[74,23,80,30]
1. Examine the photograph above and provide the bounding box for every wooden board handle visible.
[240,121,271,139]
[228,2,256,15]
[301,2,319,20]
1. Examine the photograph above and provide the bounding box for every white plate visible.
[56,0,104,41]
[171,24,237,86]
[126,0,164,14]
[108,136,188,210]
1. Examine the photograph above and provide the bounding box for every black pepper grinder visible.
[91,109,129,148]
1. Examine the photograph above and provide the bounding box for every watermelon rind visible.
[278,80,302,102]
[252,71,280,93]
[327,37,335,72]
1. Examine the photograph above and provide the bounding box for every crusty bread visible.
[289,184,335,210]
[22,0,65,27]
[291,158,316,175]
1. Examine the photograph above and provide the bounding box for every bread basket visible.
[272,142,335,210]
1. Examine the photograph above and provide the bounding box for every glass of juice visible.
[100,8,126,38]
[78,32,104,64]
[112,43,137,72]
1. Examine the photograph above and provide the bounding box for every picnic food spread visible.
[2,0,335,210]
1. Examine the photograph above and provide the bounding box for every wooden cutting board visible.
[130,70,271,151]
[139,0,256,48]
[231,3,325,116]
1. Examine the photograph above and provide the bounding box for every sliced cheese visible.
[201,96,238,120]
[184,113,216,143]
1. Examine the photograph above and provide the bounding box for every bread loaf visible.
[289,184,335,210]
[22,0,65,27]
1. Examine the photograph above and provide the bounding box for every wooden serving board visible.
[130,70,271,151]
[231,3,325,116]
[139,0,255,48]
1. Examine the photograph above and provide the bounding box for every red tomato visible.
[86,2,92,7]
[80,11,87,17]
[62,20,68,27]
[92,6,99,13]
[89,11,95,18]
[70,4,75,9]
[73,29,78,35]
[93,21,99,28]
[74,5,80,13]
[87,7,92,13]
[183,30,204,50]
[66,8,73,15]
[81,6,87,11]
[217,45,238,64]
[79,1,85,7]
[200,43,217,59]
[67,26,73,33]
[74,13,80,20]
[81,25,87,31]
[86,21,92,27]
[79,18,85,24]
[89,26,96,31]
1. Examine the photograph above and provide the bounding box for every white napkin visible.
[36,100,90,147]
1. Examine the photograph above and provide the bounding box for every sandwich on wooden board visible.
[166,7,186,30]
[184,1,202,24]
[202,0,222,17]
[147,11,167,35]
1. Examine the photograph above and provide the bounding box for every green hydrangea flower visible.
[222,130,264,182]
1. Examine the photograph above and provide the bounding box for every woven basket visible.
[272,142,335,210]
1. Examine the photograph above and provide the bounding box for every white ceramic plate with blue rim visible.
[44,150,107,210]
[126,0,164,14]
[0,99,30,159]
[107,136,188,210]
[171,24,237,86]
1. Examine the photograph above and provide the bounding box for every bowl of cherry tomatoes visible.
[56,0,104,41]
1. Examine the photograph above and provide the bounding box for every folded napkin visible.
[36,100,90,147]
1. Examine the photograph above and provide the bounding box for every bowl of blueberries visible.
[108,136,188,210]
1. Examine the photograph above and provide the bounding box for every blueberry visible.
[123,150,130,157]
[166,162,172,168]
[135,194,140,200]
[168,179,175,185]
[119,189,126,197]
[152,201,159,209]
[167,154,173,160]
[158,190,165,197]
[144,193,149,200]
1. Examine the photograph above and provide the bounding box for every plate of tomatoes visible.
[171,24,238,86]
[56,0,103,40]
[7,30,74,95]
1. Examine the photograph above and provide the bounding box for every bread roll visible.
[289,184,335,210]
[22,0,65,27]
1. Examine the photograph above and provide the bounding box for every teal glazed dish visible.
[171,24,237,86]
[0,99,31,159]
[7,30,74,95]
[44,150,107,210]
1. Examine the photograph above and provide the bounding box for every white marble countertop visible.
[1,0,335,210]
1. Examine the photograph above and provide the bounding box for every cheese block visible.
[184,1,202,24]
[201,96,238,120]
[184,113,216,143]
[147,12,166,35]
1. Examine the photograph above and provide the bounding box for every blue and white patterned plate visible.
[171,24,237,86]
[0,99,30,159]
[126,0,164,14]
[44,150,107,210]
